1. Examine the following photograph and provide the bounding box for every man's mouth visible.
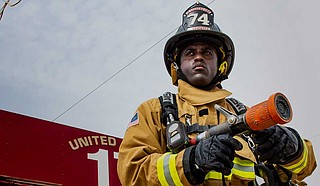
[193,64,206,70]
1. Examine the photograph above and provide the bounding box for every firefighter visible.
[117,2,316,185]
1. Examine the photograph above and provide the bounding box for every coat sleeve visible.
[117,98,191,186]
[276,139,317,184]
[225,100,317,183]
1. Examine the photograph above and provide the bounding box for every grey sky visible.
[1,0,319,184]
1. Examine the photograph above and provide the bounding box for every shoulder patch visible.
[127,112,139,129]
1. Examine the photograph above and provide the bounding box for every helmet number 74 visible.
[187,13,210,26]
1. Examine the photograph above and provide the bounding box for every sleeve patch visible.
[127,112,139,129]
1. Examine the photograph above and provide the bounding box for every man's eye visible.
[186,51,194,56]
[204,51,213,56]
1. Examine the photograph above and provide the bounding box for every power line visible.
[52,26,178,121]
[310,132,320,140]
[52,0,320,142]
[52,0,216,121]
[0,0,22,21]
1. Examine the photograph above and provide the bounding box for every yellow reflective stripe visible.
[163,154,175,185]
[168,154,183,186]
[281,141,308,174]
[233,157,254,167]
[157,153,183,186]
[157,153,169,186]
[205,171,232,180]
[232,157,255,179]
[232,167,255,179]
[205,158,255,181]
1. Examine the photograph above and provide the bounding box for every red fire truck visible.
[0,109,122,186]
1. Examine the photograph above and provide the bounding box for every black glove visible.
[252,125,303,164]
[183,134,242,184]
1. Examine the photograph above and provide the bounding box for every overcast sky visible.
[1,0,319,183]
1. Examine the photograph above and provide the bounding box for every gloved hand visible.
[183,134,242,184]
[195,134,242,174]
[252,125,303,164]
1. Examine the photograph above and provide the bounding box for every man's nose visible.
[194,52,204,61]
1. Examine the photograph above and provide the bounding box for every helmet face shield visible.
[163,2,235,86]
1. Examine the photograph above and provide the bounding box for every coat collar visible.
[177,80,232,106]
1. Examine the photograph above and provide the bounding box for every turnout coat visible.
[117,80,316,186]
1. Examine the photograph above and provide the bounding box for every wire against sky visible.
[52,0,216,121]
[52,26,178,121]
[0,0,22,21]
[51,0,320,140]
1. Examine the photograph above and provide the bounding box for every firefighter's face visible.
[180,42,218,87]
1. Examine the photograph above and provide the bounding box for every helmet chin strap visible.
[173,59,227,90]
[175,67,223,90]
[171,63,179,86]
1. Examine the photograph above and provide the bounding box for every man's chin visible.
[188,78,211,87]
